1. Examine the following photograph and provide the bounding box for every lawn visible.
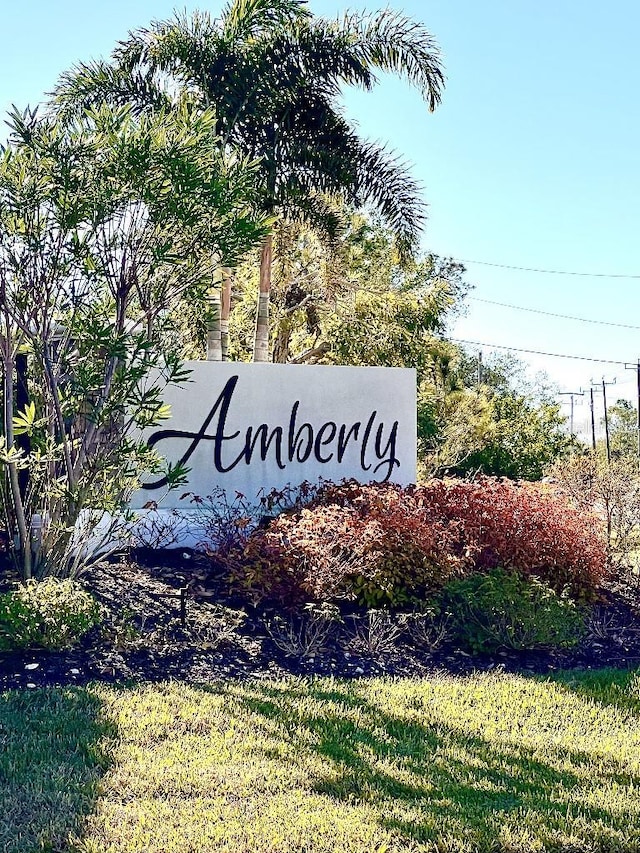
[3,670,640,852]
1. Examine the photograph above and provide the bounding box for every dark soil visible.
[2,551,640,691]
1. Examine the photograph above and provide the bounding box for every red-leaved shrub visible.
[416,478,607,599]
[234,483,467,607]
[229,478,608,607]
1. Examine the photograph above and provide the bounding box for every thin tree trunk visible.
[72,286,128,483]
[252,235,272,363]
[3,356,31,580]
[43,349,76,494]
[273,293,314,364]
[15,352,30,501]
[221,267,232,361]
[206,285,222,361]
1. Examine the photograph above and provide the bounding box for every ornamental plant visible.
[416,477,608,599]
[439,568,586,653]
[0,578,102,650]
[0,104,268,579]
[230,478,607,607]
[233,481,466,607]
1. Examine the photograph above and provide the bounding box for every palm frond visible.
[275,188,348,245]
[351,141,426,258]
[113,11,217,71]
[222,0,311,44]
[342,9,445,111]
[267,20,374,93]
[52,60,171,120]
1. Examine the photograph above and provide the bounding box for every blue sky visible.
[2,0,639,432]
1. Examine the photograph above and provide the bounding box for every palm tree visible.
[54,0,445,361]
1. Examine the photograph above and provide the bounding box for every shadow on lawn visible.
[547,667,640,715]
[222,678,640,851]
[0,687,114,853]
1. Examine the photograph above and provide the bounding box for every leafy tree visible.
[606,398,638,461]
[0,104,267,579]
[224,213,466,365]
[457,351,559,404]
[54,0,445,360]
[424,389,493,471]
[551,452,640,573]
[323,287,454,372]
[417,347,572,480]
[440,392,574,481]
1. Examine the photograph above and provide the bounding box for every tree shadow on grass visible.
[0,687,114,853]
[546,666,640,715]
[220,679,640,852]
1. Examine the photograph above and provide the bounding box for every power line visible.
[469,297,640,330]
[460,259,640,279]
[451,338,627,366]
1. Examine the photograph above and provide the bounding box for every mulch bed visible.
[2,551,640,691]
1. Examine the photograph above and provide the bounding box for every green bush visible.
[439,568,586,653]
[0,578,102,651]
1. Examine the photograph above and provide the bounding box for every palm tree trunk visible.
[206,285,222,361]
[252,235,272,362]
[221,267,233,361]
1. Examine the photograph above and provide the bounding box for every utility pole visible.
[623,360,640,470]
[603,378,611,463]
[587,386,596,451]
[558,391,584,436]
[591,377,617,463]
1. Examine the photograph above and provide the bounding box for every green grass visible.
[5,670,640,851]
[0,688,114,852]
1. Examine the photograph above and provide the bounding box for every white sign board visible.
[132,362,416,508]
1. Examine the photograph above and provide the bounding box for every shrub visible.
[416,477,608,600]
[234,483,468,607]
[344,610,409,658]
[406,605,455,651]
[439,568,586,653]
[265,603,342,659]
[230,477,607,608]
[0,578,102,650]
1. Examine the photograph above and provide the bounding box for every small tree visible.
[0,104,267,579]
[606,399,638,461]
[551,452,640,575]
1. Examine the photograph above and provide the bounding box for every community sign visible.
[131,362,417,508]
